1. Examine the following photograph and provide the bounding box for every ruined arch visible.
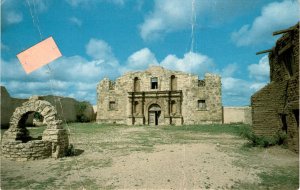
[2,96,69,161]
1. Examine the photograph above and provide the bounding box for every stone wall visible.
[251,23,299,153]
[223,106,252,125]
[2,140,52,161]
[97,66,222,125]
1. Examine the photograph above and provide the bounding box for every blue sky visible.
[1,0,299,106]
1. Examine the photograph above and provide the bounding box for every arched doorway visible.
[148,104,161,126]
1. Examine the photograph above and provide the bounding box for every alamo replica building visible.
[96,66,222,125]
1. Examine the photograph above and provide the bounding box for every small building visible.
[251,23,299,152]
[96,66,222,125]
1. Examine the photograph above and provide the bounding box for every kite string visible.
[46,65,86,190]
[32,0,42,38]
[183,0,196,187]
[25,1,85,188]
[190,0,197,53]
[25,0,43,40]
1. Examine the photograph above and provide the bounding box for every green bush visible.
[33,112,43,120]
[240,128,287,148]
[75,102,90,122]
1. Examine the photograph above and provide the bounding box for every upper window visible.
[134,77,140,92]
[171,75,177,91]
[109,81,115,90]
[198,80,205,87]
[198,100,206,110]
[151,77,158,89]
[109,101,116,110]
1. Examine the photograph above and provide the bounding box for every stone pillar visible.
[43,128,69,158]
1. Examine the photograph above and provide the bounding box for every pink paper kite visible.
[17,36,62,74]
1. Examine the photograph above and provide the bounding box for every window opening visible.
[281,48,294,76]
[198,100,206,110]
[109,101,116,110]
[198,80,205,87]
[151,77,158,89]
[171,75,177,91]
[134,77,140,92]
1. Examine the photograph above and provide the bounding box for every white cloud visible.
[231,0,299,46]
[66,0,125,7]
[123,48,158,72]
[31,0,49,13]
[139,0,264,41]
[221,63,238,78]
[1,0,49,29]
[140,0,191,41]
[248,55,270,81]
[69,17,82,26]
[161,52,214,77]
[220,56,270,106]
[86,38,115,61]
[5,11,22,24]
[249,82,267,91]
[222,77,267,106]
[1,38,121,104]
[124,48,215,78]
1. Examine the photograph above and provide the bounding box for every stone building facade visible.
[97,66,222,125]
[251,23,299,152]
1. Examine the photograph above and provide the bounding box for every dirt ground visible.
[1,125,299,189]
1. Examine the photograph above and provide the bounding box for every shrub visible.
[75,102,90,122]
[33,112,43,120]
[240,127,287,148]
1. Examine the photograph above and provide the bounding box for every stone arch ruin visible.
[2,96,69,161]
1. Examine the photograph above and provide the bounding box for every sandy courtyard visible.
[1,125,298,189]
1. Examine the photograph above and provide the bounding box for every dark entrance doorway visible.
[149,104,161,126]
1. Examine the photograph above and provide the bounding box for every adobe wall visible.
[1,86,27,128]
[251,23,299,152]
[251,82,286,136]
[223,106,252,125]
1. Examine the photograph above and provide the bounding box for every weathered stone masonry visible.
[251,23,299,152]
[2,96,69,161]
[97,66,222,125]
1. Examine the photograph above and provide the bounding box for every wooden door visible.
[149,111,155,126]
